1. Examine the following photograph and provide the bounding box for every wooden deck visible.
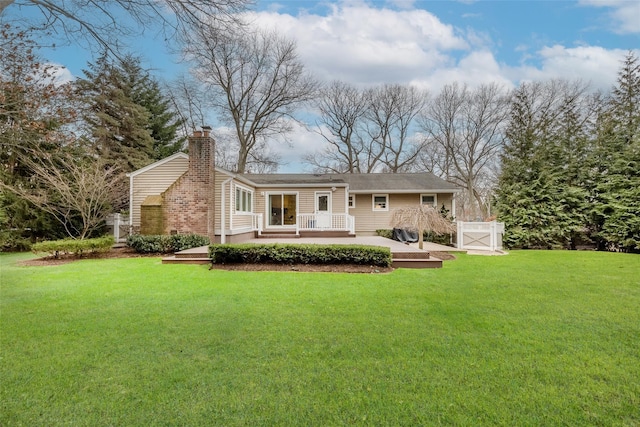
[162,236,462,269]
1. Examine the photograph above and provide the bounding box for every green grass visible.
[1,251,639,426]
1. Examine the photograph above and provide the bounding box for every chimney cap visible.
[202,125,212,131]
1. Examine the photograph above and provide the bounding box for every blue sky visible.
[4,0,639,170]
[10,0,637,91]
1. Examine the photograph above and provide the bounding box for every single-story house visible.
[127,128,460,243]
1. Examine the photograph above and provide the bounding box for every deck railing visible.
[296,213,355,234]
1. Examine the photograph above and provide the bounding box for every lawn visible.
[1,251,639,426]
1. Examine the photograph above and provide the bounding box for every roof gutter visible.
[348,188,461,194]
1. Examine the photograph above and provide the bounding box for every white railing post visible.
[489,221,496,251]
[114,213,121,242]
[253,213,263,236]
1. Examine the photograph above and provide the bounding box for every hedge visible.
[31,236,115,258]
[127,234,210,254]
[209,243,392,267]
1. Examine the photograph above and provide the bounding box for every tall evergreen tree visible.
[591,52,640,252]
[118,55,185,161]
[495,80,594,248]
[76,53,155,172]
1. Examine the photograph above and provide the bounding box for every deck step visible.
[175,251,208,259]
[391,251,430,260]
[299,230,355,238]
[392,257,442,269]
[162,256,210,265]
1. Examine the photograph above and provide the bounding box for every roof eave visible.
[349,188,461,194]
[126,152,188,178]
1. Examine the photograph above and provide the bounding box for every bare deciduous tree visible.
[307,82,427,173]
[305,80,367,173]
[167,74,208,137]
[390,205,455,250]
[0,151,124,239]
[1,0,251,55]
[419,82,509,220]
[189,26,318,172]
[366,84,427,172]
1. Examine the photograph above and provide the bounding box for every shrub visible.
[127,234,210,254]
[209,243,392,267]
[31,236,115,258]
[376,229,393,239]
[0,230,32,252]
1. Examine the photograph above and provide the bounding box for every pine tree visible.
[544,82,594,248]
[118,55,185,161]
[496,82,561,248]
[592,52,640,252]
[76,53,155,172]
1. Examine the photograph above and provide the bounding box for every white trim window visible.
[235,185,253,213]
[421,194,437,208]
[348,195,355,208]
[372,194,389,211]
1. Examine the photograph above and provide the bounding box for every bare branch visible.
[1,151,124,239]
[189,25,318,172]
[1,0,252,57]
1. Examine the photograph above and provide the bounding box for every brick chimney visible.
[162,126,216,239]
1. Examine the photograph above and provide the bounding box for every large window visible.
[235,186,253,213]
[268,193,297,226]
[372,194,388,211]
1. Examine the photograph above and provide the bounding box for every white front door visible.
[315,192,332,228]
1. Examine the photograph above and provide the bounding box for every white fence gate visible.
[105,213,130,243]
[456,221,504,251]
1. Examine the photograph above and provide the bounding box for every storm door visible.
[315,192,332,228]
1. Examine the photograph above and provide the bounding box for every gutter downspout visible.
[127,173,133,235]
[221,177,233,244]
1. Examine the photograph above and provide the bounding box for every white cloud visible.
[579,0,640,34]
[270,121,327,172]
[246,3,631,95]
[247,4,467,85]
[411,50,514,92]
[507,46,633,92]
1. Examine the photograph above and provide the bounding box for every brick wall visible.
[162,129,216,239]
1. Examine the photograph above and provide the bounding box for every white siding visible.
[350,192,454,234]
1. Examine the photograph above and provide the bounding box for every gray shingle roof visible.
[339,173,459,192]
[238,172,459,192]
[240,173,346,186]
